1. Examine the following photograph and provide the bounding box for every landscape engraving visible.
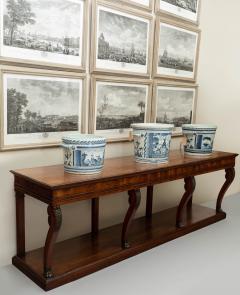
[96,83,147,131]
[6,75,80,135]
[156,87,194,127]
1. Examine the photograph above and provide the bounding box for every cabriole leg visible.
[176,176,196,228]
[216,168,235,213]
[121,189,141,249]
[43,205,62,279]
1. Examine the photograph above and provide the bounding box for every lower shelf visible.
[13,204,226,291]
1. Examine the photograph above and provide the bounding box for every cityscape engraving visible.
[97,8,148,68]
[159,23,197,73]
[161,0,198,13]
[3,0,82,58]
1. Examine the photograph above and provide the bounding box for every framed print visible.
[119,0,154,11]
[156,0,201,24]
[153,19,200,81]
[91,1,153,77]
[89,76,152,141]
[152,82,198,135]
[0,67,86,150]
[0,0,87,71]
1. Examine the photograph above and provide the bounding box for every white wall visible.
[195,0,240,199]
[0,0,240,267]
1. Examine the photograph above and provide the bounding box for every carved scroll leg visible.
[187,192,193,210]
[43,205,62,279]
[146,186,154,218]
[216,168,235,213]
[16,191,25,257]
[92,198,99,236]
[121,189,141,249]
[176,176,196,228]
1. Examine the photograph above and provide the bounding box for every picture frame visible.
[91,0,154,77]
[152,80,198,135]
[155,0,201,24]
[0,65,86,151]
[89,75,153,142]
[0,0,88,72]
[153,17,201,81]
[119,0,154,12]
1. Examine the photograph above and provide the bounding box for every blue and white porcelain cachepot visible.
[62,134,106,174]
[131,123,174,164]
[182,124,217,156]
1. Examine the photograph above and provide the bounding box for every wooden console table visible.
[11,150,238,291]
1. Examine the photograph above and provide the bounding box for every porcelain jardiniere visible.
[182,124,217,156]
[131,123,174,164]
[62,134,106,174]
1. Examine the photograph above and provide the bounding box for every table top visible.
[11,150,238,190]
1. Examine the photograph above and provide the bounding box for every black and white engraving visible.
[160,0,199,22]
[161,0,197,12]
[96,82,148,131]
[96,6,149,73]
[1,0,84,66]
[131,0,150,6]
[5,74,81,138]
[158,23,198,78]
[156,86,195,128]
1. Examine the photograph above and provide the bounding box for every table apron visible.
[51,158,236,205]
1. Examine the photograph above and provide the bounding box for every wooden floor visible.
[13,204,225,291]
